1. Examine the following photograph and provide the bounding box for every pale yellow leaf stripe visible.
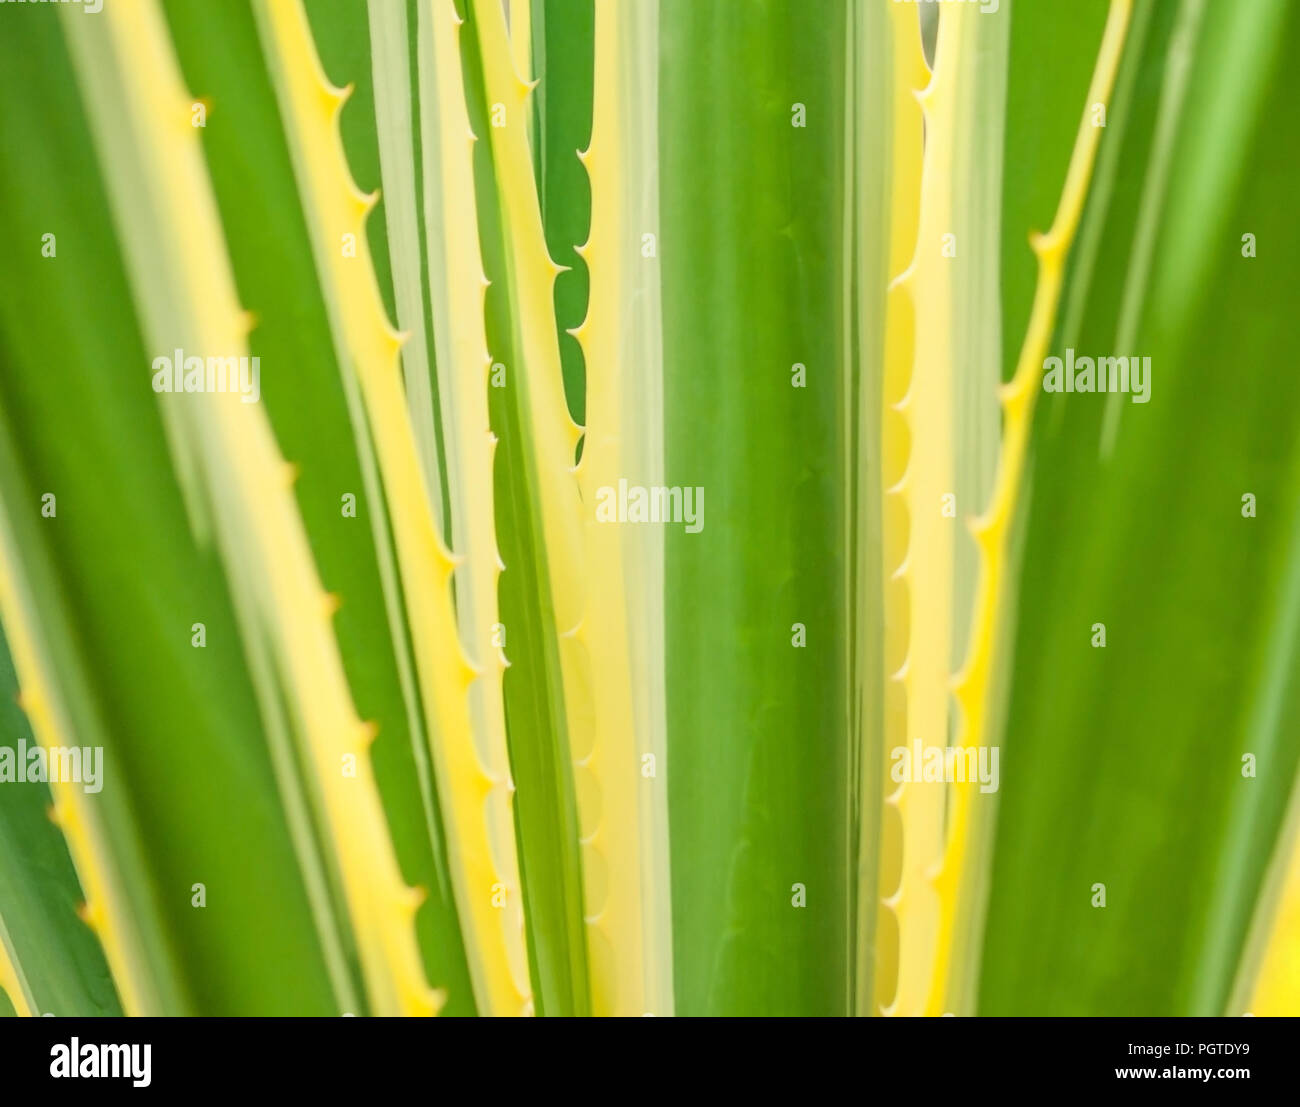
[882,0,964,1019]
[509,0,533,151]
[1248,834,1300,1014]
[569,0,673,1016]
[873,0,929,1018]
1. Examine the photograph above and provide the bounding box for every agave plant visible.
[0,0,1297,1019]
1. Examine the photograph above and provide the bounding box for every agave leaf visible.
[253,0,528,1015]
[306,0,401,331]
[930,0,1133,1017]
[1244,786,1300,1014]
[0,630,121,1017]
[878,0,1008,1018]
[998,0,1113,384]
[977,0,1300,1015]
[361,0,450,530]
[3,0,1297,1023]
[62,0,437,1015]
[458,0,592,1016]
[658,0,853,1016]
[0,8,357,1015]
[528,0,592,422]
[857,0,928,1017]
[409,0,533,1014]
[565,0,674,1017]
[159,0,478,1013]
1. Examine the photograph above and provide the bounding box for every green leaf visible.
[998,0,1111,384]
[0,10,340,1015]
[530,0,593,426]
[159,0,477,1014]
[463,0,592,1016]
[978,0,1300,1015]
[658,0,853,1016]
[0,628,121,1017]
